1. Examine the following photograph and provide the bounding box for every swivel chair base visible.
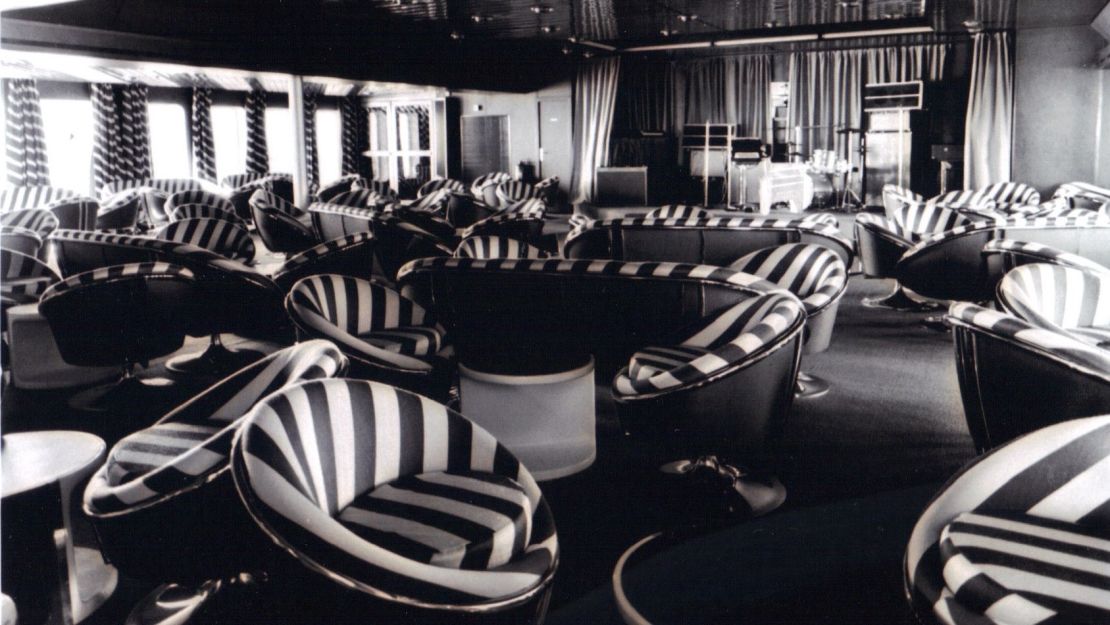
[69,371,174,413]
[660,456,786,518]
[795,371,830,400]
[126,575,263,625]
[165,336,265,377]
[861,284,940,312]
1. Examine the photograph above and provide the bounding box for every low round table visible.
[2,431,118,625]
[458,357,597,481]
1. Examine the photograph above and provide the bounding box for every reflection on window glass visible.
[369,107,389,153]
[39,98,94,194]
[148,102,191,179]
[212,105,247,182]
[395,105,430,151]
[315,107,342,185]
[265,106,293,175]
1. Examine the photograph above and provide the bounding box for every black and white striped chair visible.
[534,176,559,206]
[417,177,466,198]
[1053,181,1110,211]
[905,415,1110,625]
[39,262,197,411]
[249,189,316,255]
[1,208,59,239]
[470,172,512,207]
[0,226,42,258]
[403,187,451,214]
[1,249,59,304]
[645,205,711,220]
[230,378,558,623]
[730,243,848,398]
[315,174,366,203]
[156,217,255,264]
[947,302,1110,451]
[882,184,923,216]
[997,263,1110,348]
[391,206,458,246]
[169,203,247,227]
[0,186,79,213]
[932,183,1041,215]
[272,233,381,291]
[309,202,377,242]
[455,236,550,260]
[224,173,295,223]
[43,197,98,231]
[164,189,235,220]
[982,240,1109,288]
[100,178,217,227]
[82,340,347,623]
[460,213,544,247]
[495,180,538,207]
[500,198,546,218]
[95,189,144,231]
[352,179,398,201]
[329,188,383,209]
[285,275,451,399]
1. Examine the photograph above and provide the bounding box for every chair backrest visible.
[96,189,144,230]
[501,197,546,218]
[645,205,710,220]
[329,188,381,209]
[221,172,291,190]
[99,178,212,200]
[0,208,59,238]
[164,189,234,216]
[881,184,922,216]
[45,198,99,231]
[982,239,1109,277]
[308,202,377,242]
[470,172,511,205]
[353,179,396,200]
[1053,181,1110,209]
[459,213,543,244]
[249,190,316,254]
[496,180,537,205]
[290,274,434,336]
[0,226,42,258]
[454,235,549,259]
[272,233,380,291]
[417,177,465,197]
[407,188,450,213]
[315,174,365,203]
[892,200,973,237]
[170,203,246,227]
[730,243,847,313]
[997,263,1110,342]
[157,217,256,264]
[0,186,80,212]
[0,249,58,303]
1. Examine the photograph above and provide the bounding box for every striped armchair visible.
[417,177,466,198]
[997,263,1110,347]
[285,275,451,400]
[329,188,382,209]
[82,341,346,601]
[645,205,711,220]
[223,173,295,222]
[230,379,558,622]
[982,240,1108,289]
[730,243,848,398]
[272,233,381,291]
[249,189,316,255]
[43,197,98,231]
[1053,181,1110,211]
[164,189,235,218]
[315,174,366,203]
[881,184,922,216]
[495,180,538,207]
[169,203,247,227]
[95,189,144,231]
[470,172,512,207]
[352,179,397,201]
[947,302,1110,451]
[0,249,59,304]
[905,415,1110,625]
[0,186,79,212]
[501,197,546,218]
[932,182,1041,215]
[455,235,549,260]
[100,178,217,227]
[0,226,42,258]
[403,187,452,214]
[460,213,543,246]
[0,208,59,239]
[156,217,256,264]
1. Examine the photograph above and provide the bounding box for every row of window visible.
[37,98,342,194]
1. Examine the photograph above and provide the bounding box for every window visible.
[364,101,437,190]
[315,106,342,185]
[39,97,94,194]
[148,101,191,179]
[265,106,293,175]
[212,104,247,182]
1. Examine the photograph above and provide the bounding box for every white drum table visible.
[458,358,597,481]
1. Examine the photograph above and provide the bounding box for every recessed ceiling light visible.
[839,1,860,7]
[540,25,560,34]
[470,14,490,23]
[583,51,595,58]
[676,14,697,23]
[763,21,778,28]
[530,5,553,14]
[660,28,677,37]
[450,31,464,40]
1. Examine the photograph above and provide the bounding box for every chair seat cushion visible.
[337,470,532,571]
[628,345,714,382]
[358,326,444,357]
[1070,325,1110,349]
[106,422,224,484]
[939,511,1110,624]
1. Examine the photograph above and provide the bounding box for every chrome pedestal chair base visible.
[795,371,830,400]
[166,336,265,377]
[660,456,787,518]
[68,371,174,413]
[126,574,264,625]
[861,285,941,312]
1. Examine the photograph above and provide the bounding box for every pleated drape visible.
[303,88,320,193]
[339,94,367,176]
[245,88,269,174]
[91,83,152,189]
[190,87,216,182]
[682,56,772,141]
[571,57,621,203]
[4,79,50,187]
[964,32,1013,188]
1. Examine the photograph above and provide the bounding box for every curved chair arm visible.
[982,238,1108,274]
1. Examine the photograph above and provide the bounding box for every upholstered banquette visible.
[230,378,559,623]
[947,302,1110,452]
[905,415,1110,625]
[566,216,854,268]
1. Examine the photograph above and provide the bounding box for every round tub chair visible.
[226,174,294,224]
[500,198,546,218]
[401,187,452,214]
[997,263,1110,347]
[371,216,455,280]
[1,249,59,304]
[272,233,382,291]
[38,262,197,411]
[454,236,549,260]
[1,208,59,239]
[82,340,347,624]
[170,202,248,227]
[730,243,848,399]
[164,190,234,221]
[0,226,43,258]
[249,189,317,256]
[982,239,1108,295]
[315,174,365,203]
[645,205,711,220]
[905,415,1110,625]
[534,176,559,207]
[44,197,99,231]
[391,206,458,247]
[1053,181,1110,211]
[230,378,559,625]
[881,184,922,216]
[495,180,538,207]
[156,217,256,265]
[613,291,807,517]
[417,177,466,198]
[352,179,398,201]
[459,214,544,248]
[285,274,452,400]
[470,172,512,208]
[329,188,384,209]
[95,189,145,232]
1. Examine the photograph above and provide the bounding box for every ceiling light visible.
[676,14,697,23]
[822,25,933,39]
[624,41,713,52]
[660,28,676,37]
[530,4,553,14]
[763,21,778,28]
[450,31,464,40]
[470,14,490,23]
[540,25,560,34]
[714,33,820,46]
[583,51,595,58]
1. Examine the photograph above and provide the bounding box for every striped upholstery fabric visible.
[273,232,376,289]
[221,172,268,189]
[613,292,805,396]
[44,197,99,231]
[998,264,1110,347]
[1053,181,1110,207]
[534,176,559,204]
[902,213,1109,263]
[470,172,511,200]
[645,205,711,220]
[230,378,557,603]
[0,226,42,258]
[170,203,246,227]
[459,213,542,240]
[417,178,466,197]
[405,188,451,214]
[309,201,379,220]
[84,340,347,515]
[391,208,457,244]
[250,189,305,218]
[190,87,216,182]
[5,78,50,187]
[730,243,848,313]
[934,183,1041,213]
[0,249,59,303]
[43,261,193,297]
[164,189,234,216]
[329,188,382,209]
[905,415,1110,625]
[893,201,975,241]
[316,174,365,203]
[982,239,1109,275]
[352,179,397,200]
[501,198,546,218]
[455,236,549,260]
[0,186,78,212]
[156,217,256,264]
[882,184,923,215]
[286,275,446,371]
[495,180,538,206]
[0,208,58,238]
[96,189,144,230]
[99,178,212,201]
[244,90,268,175]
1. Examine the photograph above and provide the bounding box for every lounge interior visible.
[1,1,1109,624]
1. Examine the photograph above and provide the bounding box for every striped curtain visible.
[245,88,269,174]
[303,88,320,192]
[4,79,51,187]
[339,94,366,176]
[190,87,216,181]
[91,83,152,189]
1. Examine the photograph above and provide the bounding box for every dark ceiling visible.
[1,0,1019,91]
